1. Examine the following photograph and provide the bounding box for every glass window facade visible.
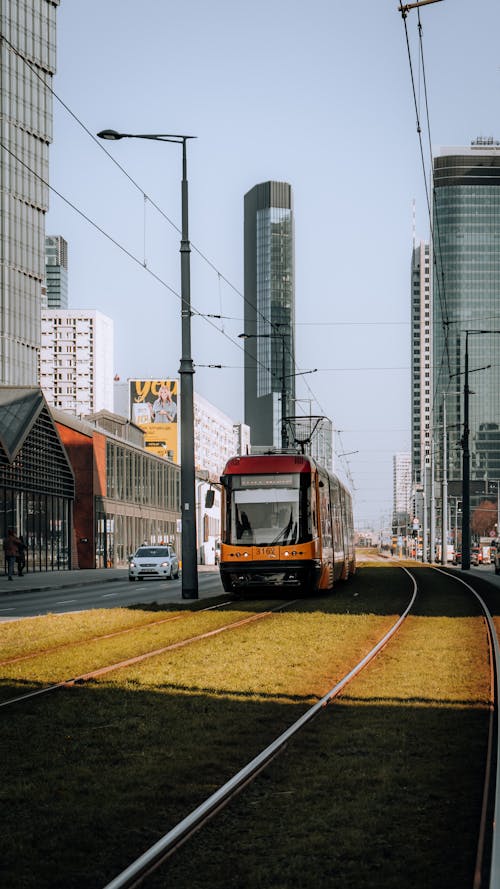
[0,0,60,385]
[244,182,296,447]
[96,440,181,567]
[0,390,74,572]
[432,147,500,494]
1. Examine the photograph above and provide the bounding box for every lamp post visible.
[97,129,198,599]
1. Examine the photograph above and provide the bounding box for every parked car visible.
[128,545,179,581]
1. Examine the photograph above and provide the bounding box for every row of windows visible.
[106,442,180,510]
[0,191,46,275]
[0,118,50,212]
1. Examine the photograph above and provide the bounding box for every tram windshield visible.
[230,482,301,546]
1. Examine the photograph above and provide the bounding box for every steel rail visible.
[0,600,234,667]
[0,600,297,709]
[102,568,418,889]
[433,568,500,889]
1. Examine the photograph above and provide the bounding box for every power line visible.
[0,30,322,414]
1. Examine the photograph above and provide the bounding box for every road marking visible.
[56,599,77,605]
[102,593,117,598]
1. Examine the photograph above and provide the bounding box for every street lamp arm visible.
[282,369,317,379]
[97,129,196,144]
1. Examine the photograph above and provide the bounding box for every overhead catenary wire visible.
[0,27,412,501]
[0,30,320,415]
[399,5,453,434]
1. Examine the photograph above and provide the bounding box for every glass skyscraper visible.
[44,235,68,309]
[0,0,60,385]
[432,139,500,497]
[243,181,295,448]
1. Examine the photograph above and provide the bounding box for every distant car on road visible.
[128,545,180,582]
[471,546,482,566]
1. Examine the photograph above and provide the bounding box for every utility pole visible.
[441,400,448,565]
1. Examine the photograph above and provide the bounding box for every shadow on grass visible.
[0,680,487,889]
[128,564,496,619]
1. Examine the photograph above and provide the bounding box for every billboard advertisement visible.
[129,379,179,462]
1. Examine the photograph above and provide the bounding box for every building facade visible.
[243,181,296,447]
[411,241,432,488]
[43,235,68,309]
[194,391,250,481]
[432,140,500,499]
[54,409,181,568]
[0,387,74,573]
[0,0,60,385]
[40,309,114,415]
[393,452,412,534]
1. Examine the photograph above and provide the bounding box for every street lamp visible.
[97,128,198,599]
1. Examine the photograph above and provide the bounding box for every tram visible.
[219,452,355,595]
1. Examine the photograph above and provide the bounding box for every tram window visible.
[231,488,300,546]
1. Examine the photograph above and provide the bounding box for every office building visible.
[194,391,250,481]
[40,309,114,416]
[393,453,412,533]
[243,181,296,447]
[432,139,500,496]
[43,236,68,308]
[411,241,431,487]
[54,408,180,568]
[0,1,60,385]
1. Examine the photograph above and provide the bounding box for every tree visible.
[471,500,497,537]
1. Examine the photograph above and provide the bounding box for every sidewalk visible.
[0,564,218,596]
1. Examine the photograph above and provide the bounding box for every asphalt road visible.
[0,567,225,621]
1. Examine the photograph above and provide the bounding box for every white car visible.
[128,545,180,581]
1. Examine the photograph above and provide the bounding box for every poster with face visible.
[130,379,179,462]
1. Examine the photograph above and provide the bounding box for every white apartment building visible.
[393,452,412,531]
[411,241,432,486]
[194,391,250,481]
[40,310,114,415]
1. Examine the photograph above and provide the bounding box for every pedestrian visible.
[3,528,20,581]
[16,535,26,576]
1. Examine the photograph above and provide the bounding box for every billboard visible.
[129,379,179,462]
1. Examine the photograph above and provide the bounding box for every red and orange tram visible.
[219,452,355,595]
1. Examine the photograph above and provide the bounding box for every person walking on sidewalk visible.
[16,535,26,576]
[3,528,20,581]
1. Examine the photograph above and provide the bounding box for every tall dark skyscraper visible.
[243,181,295,447]
[44,236,69,309]
[432,140,500,492]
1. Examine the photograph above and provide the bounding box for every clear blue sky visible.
[46,0,500,530]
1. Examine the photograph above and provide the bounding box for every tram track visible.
[0,600,234,667]
[2,563,495,889]
[0,599,300,708]
[102,566,500,889]
[432,567,500,889]
[101,568,418,888]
